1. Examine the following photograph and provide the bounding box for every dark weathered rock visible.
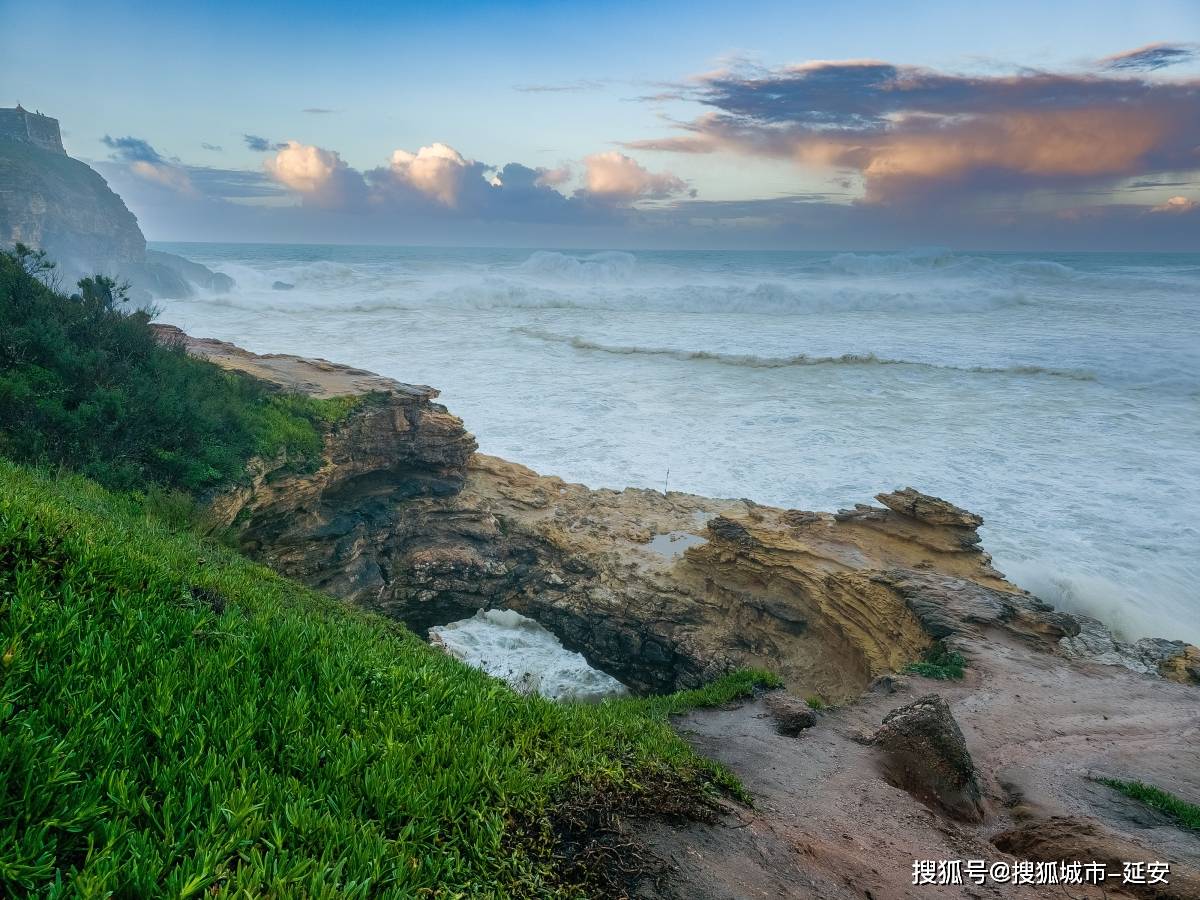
[875,487,984,529]
[1061,618,1200,685]
[882,570,1079,644]
[763,693,818,736]
[873,694,985,822]
[1132,638,1200,685]
[868,675,903,694]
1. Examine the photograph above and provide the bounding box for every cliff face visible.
[0,111,231,300]
[0,135,145,273]
[170,330,1200,698]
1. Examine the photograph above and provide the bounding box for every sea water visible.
[150,243,1200,669]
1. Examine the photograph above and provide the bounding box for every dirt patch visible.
[634,627,1200,899]
[507,770,729,899]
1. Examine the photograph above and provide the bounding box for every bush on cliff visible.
[0,460,774,897]
[0,247,339,493]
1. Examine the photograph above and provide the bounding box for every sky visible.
[2,0,1199,249]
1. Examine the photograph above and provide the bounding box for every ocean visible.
[150,242,1200,645]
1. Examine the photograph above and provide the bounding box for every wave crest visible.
[514,328,1097,380]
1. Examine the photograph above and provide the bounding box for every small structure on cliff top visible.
[0,105,66,155]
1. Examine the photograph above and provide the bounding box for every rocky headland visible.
[156,323,1200,898]
[0,106,230,301]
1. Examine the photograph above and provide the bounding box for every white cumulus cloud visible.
[388,143,473,206]
[266,141,345,193]
[582,151,688,200]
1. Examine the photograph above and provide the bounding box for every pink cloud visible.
[582,151,688,200]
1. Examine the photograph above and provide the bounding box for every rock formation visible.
[159,328,1200,700]
[0,108,229,300]
[873,693,986,822]
[762,693,819,736]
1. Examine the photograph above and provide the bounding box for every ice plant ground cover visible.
[0,460,777,897]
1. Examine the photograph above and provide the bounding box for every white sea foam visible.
[429,609,628,702]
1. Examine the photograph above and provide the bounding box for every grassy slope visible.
[0,460,775,897]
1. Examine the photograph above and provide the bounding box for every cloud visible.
[514,79,606,93]
[101,134,197,194]
[534,164,573,187]
[264,140,367,208]
[1103,43,1198,71]
[259,138,680,223]
[102,134,164,164]
[201,142,223,152]
[127,161,193,193]
[244,134,286,152]
[386,143,474,206]
[581,151,690,200]
[302,107,337,114]
[628,54,1200,204]
[1150,195,1198,214]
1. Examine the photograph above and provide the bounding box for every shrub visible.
[904,641,966,680]
[0,248,337,493]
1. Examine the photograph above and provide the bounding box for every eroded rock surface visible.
[165,330,1199,699]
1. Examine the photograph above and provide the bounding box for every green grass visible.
[904,641,966,680]
[1097,779,1200,834]
[0,460,774,897]
[0,249,358,493]
[804,695,826,710]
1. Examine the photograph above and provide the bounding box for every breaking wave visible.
[514,328,1098,380]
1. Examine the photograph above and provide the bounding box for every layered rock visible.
[165,331,1200,697]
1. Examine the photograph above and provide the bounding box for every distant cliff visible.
[0,107,230,299]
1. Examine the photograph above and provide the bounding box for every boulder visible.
[763,693,818,736]
[873,694,985,822]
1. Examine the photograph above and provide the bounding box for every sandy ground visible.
[637,628,1200,899]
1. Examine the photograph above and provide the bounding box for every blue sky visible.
[3,0,1198,248]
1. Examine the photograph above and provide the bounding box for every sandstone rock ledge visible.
[162,328,1200,698]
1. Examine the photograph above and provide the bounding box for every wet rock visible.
[875,487,984,529]
[763,693,818,736]
[1061,617,1200,684]
[1132,638,1200,685]
[705,515,757,547]
[873,694,985,823]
